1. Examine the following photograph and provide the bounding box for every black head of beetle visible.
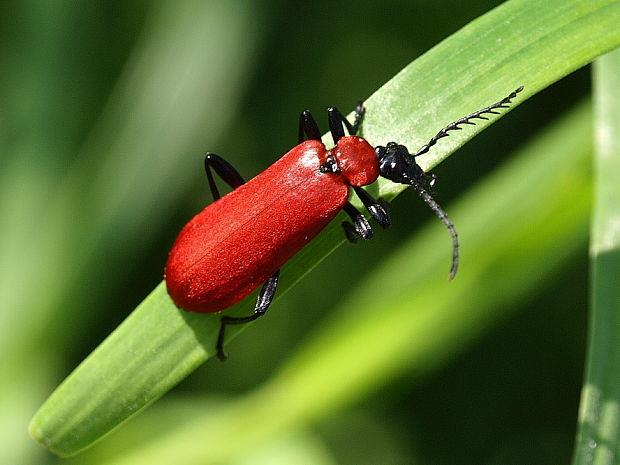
[376,142,429,187]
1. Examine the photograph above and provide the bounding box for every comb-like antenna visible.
[414,86,524,158]
[410,181,459,280]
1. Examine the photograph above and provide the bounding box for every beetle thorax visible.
[330,136,380,187]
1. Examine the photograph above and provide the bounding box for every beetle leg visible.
[351,101,365,135]
[342,222,359,243]
[298,110,321,143]
[204,153,246,201]
[327,108,346,144]
[216,269,280,361]
[342,202,373,242]
[327,102,365,144]
[352,186,391,229]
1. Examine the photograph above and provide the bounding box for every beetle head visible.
[375,142,433,187]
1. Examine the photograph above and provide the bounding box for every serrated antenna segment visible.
[413,86,524,158]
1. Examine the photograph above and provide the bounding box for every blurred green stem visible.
[572,50,620,465]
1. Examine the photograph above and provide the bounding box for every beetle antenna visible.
[414,86,524,158]
[410,181,459,280]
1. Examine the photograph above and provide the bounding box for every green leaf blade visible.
[572,49,620,465]
[89,101,592,465]
[363,0,620,180]
[28,284,212,455]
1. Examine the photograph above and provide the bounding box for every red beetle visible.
[165,88,523,360]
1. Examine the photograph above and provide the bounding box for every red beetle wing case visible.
[165,140,349,313]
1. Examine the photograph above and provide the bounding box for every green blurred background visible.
[1,0,591,464]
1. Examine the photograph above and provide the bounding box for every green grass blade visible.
[572,50,620,465]
[30,0,620,457]
[362,0,619,188]
[82,101,592,465]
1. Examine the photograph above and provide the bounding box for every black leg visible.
[342,222,359,243]
[204,153,246,201]
[352,186,391,229]
[342,202,373,242]
[327,102,365,144]
[216,270,280,361]
[327,108,346,144]
[414,87,523,158]
[298,110,321,143]
[351,101,365,135]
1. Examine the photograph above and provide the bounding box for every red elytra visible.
[165,136,378,313]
